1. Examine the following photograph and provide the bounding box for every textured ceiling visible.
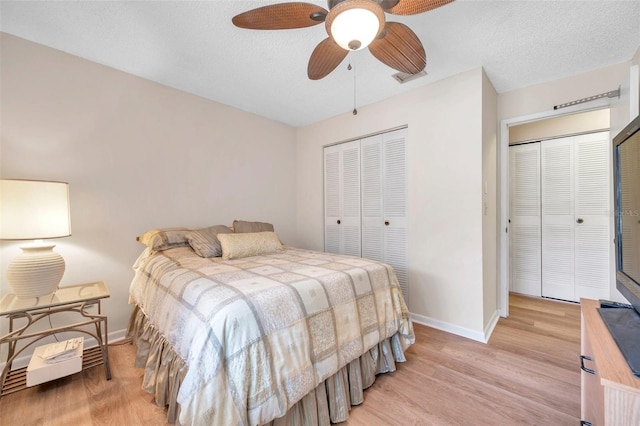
[1,0,640,127]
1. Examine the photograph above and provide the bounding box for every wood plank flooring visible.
[0,294,581,425]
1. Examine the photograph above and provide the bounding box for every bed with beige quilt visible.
[127,222,414,426]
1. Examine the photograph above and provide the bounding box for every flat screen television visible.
[603,114,640,377]
[613,114,640,314]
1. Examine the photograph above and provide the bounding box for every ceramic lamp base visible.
[7,242,65,298]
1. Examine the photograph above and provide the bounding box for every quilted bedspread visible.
[129,246,415,426]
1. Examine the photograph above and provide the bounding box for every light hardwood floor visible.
[0,294,581,425]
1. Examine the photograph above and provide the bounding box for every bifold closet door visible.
[361,134,385,262]
[541,132,611,301]
[541,137,576,300]
[573,132,611,300]
[324,140,361,256]
[361,129,409,301]
[509,143,542,296]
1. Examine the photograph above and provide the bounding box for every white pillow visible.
[217,231,284,260]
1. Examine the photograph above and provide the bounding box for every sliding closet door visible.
[324,140,361,256]
[573,132,610,300]
[509,143,542,296]
[541,136,575,300]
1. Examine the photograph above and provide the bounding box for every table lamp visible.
[0,179,71,298]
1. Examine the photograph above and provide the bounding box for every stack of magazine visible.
[40,337,83,363]
[27,336,84,387]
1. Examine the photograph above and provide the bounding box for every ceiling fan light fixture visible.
[331,8,379,51]
[326,0,385,51]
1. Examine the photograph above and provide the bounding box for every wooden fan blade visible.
[369,22,426,74]
[232,2,327,30]
[308,38,348,80]
[386,0,454,15]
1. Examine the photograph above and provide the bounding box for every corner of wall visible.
[483,309,500,342]
[481,68,499,328]
[632,45,640,65]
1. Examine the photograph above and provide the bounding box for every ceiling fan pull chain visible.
[349,62,358,115]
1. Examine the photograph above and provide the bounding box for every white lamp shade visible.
[330,8,381,51]
[0,179,71,240]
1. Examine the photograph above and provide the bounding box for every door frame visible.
[498,100,612,317]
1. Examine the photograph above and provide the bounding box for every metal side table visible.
[0,281,111,396]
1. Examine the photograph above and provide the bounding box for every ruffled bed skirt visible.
[127,305,409,425]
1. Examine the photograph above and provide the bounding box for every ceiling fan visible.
[232,0,454,80]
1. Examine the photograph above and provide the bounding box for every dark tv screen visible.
[614,114,640,313]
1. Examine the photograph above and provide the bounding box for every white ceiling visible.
[1,0,640,127]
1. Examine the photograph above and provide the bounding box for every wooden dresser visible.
[580,298,640,425]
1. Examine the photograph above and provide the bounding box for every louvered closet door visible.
[361,129,409,302]
[324,141,361,256]
[573,132,610,300]
[541,132,611,302]
[541,136,576,301]
[341,142,362,256]
[324,145,341,254]
[509,143,542,296]
[361,134,384,262]
[382,129,409,301]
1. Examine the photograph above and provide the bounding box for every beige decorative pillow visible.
[186,225,233,258]
[218,231,284,260]
[137,227,198,251]
[232,220,274,233]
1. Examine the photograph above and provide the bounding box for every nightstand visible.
[0,281,111,397]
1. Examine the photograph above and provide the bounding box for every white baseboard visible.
[411,310,500,344]
[4,314,503,372]
[483,309,500,342]
[1,328,127,372]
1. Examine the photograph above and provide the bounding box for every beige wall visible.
[509,109,610,144]
[481,70,498,330]
[610,62,636,142]
[296,68,498,341]
[498,60,636,304]
[631,47,640,119]
[0,34,298,342]
[4,31,634,350]
[498,62,629,122]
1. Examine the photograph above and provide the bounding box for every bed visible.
[127,223,415,425]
